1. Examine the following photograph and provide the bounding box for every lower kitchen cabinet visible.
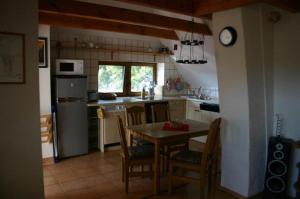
[87,106,99,151]
[98,107,125,152]
[186,100,220,145]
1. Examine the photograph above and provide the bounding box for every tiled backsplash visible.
[50,32,183,92]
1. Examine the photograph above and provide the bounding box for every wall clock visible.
[219,26,237,47]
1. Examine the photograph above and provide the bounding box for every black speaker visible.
[264,136,292,199]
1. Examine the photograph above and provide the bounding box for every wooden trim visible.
[39,0,211,35]
[98,61,157,96]
[39,12,179,40]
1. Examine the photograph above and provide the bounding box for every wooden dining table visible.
[126,119,210,195]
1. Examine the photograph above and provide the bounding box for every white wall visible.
[39,24,53,158]
[0,0,44,198]
[213,8,251,197]
[213,4,299,198]
[242,5,274,195]
[273,12,300,197]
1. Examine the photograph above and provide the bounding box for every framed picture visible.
[38,37,48,68]
[0,32,25,84]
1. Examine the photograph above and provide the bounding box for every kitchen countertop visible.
[87,96,185,107]
[180,96,219,104]
[87,96,218,107]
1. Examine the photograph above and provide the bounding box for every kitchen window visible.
[98,62,156,96]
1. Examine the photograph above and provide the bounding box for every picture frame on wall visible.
[0,32,25,84]
[38,37,48,68]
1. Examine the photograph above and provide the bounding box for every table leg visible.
[154,141,160,195]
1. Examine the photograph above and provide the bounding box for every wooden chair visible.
[151,103,170,123]
[125,106,152,146]
[41,114,52,143]
[116,115,154,193]
[168,118,222,199]
[151,103,189,172]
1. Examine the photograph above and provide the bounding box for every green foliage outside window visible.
[131,66,153,92]
[98,65,125,93]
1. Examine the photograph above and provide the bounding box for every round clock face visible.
[219,27,237,46]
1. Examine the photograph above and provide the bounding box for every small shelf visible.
[52,45,173,56]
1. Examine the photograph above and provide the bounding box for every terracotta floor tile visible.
[44,150,237,199]
[53,169,78,183]
[59,174,106,193]
[72,166,102,178]
[44,184,65,198]
[44,175,58,186]
[43,166,53,177]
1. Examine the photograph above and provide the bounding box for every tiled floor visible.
[43,150,237,199]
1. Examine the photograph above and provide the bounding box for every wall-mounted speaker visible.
[264,136,292,199]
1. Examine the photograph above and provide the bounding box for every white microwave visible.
[56,59,84,75]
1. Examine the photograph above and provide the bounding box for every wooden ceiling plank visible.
[39,12,179,40]
[194,0,260,16]
[39,0,212,35]
[112,0,195,16]
[194,0,300,16]
[263,0,300,12]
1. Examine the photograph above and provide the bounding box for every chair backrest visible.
[200,118,221,173]
[151,103,170,122]
[125,106,145,126]
[116,115,129,160]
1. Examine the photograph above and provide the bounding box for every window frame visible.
[98,61,157,96]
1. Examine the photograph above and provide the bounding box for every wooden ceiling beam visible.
[194,0,260,17]
[194,0,300,17]
[112,0,196,16]
[262,0,300,12]
[39,12,179,40]
[39,0,212,35]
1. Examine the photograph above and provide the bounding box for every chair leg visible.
[166,147,170,174]
[125,163,129,194]
[199,176,206,199]
[168,161,173,194]
[209,160,218,199]
[121,157,125,182]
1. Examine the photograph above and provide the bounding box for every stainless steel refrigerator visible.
[55,75,88,159]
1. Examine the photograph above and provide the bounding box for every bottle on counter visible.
[141,86,146,99]
[148,81,155,99]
